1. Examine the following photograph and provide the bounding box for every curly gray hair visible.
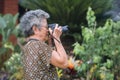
[20,9,50,37]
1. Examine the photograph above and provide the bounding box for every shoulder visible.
[23,40,52,51]
[24,40,44,48]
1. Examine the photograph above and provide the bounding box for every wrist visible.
[54,38,61,43]
[53,36,60,40]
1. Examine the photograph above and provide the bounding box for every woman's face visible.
[38,18,49,41]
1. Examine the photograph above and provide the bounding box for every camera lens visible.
[62,25,68,32]
[48,23,68,32]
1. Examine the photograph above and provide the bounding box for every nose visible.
[46,29,49,32]
[46,28,49,33]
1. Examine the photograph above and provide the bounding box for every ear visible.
[32,26,39,34]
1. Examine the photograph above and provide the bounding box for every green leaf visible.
[12,24,20,37]
[80,63,87,72]
[0,47,7,55]
[4,42,14,51]
[73,42,85,56]
[82,27,94,42]
[3,14,14,28]
[93,55,102,63]
[104,59,113,68]
[6,29,11,39]
[0,17,7,29]
[13,13,19,25]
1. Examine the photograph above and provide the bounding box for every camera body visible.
[48,23,68,32]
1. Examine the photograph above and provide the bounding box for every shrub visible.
[73,7,120,80]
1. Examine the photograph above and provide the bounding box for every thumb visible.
[49,28,53,35]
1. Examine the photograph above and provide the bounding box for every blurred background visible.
[0,0,120,80]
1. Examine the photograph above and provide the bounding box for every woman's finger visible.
[49,28,53,34]
[55,24,58,29]
[58,26,62,32]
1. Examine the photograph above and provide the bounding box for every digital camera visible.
[48,23,68,32]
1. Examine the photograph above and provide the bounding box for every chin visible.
[44,36,48,41]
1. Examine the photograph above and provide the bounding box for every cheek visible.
[40,28,48,36]
[43,30,48,36]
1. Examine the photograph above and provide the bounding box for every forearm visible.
[54,38,68,64]
[49,26,68,68]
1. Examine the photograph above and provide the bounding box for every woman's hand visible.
[49,24,68,69]
[49,24,62,39]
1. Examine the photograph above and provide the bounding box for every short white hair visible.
[20,9,50,37]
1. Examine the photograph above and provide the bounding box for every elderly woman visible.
[20,9,68,80]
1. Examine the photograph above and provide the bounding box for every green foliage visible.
[4,53,23,80]
[19,0,113,25]
[73,7,120,79]
[86,7,96,28]
[19,0,113,42]
[0,13,19,54]
[4,53,22,74]
[0,13,23,79]
[73,42,85,56]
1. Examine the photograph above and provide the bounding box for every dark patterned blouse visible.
[21,39,58,80]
